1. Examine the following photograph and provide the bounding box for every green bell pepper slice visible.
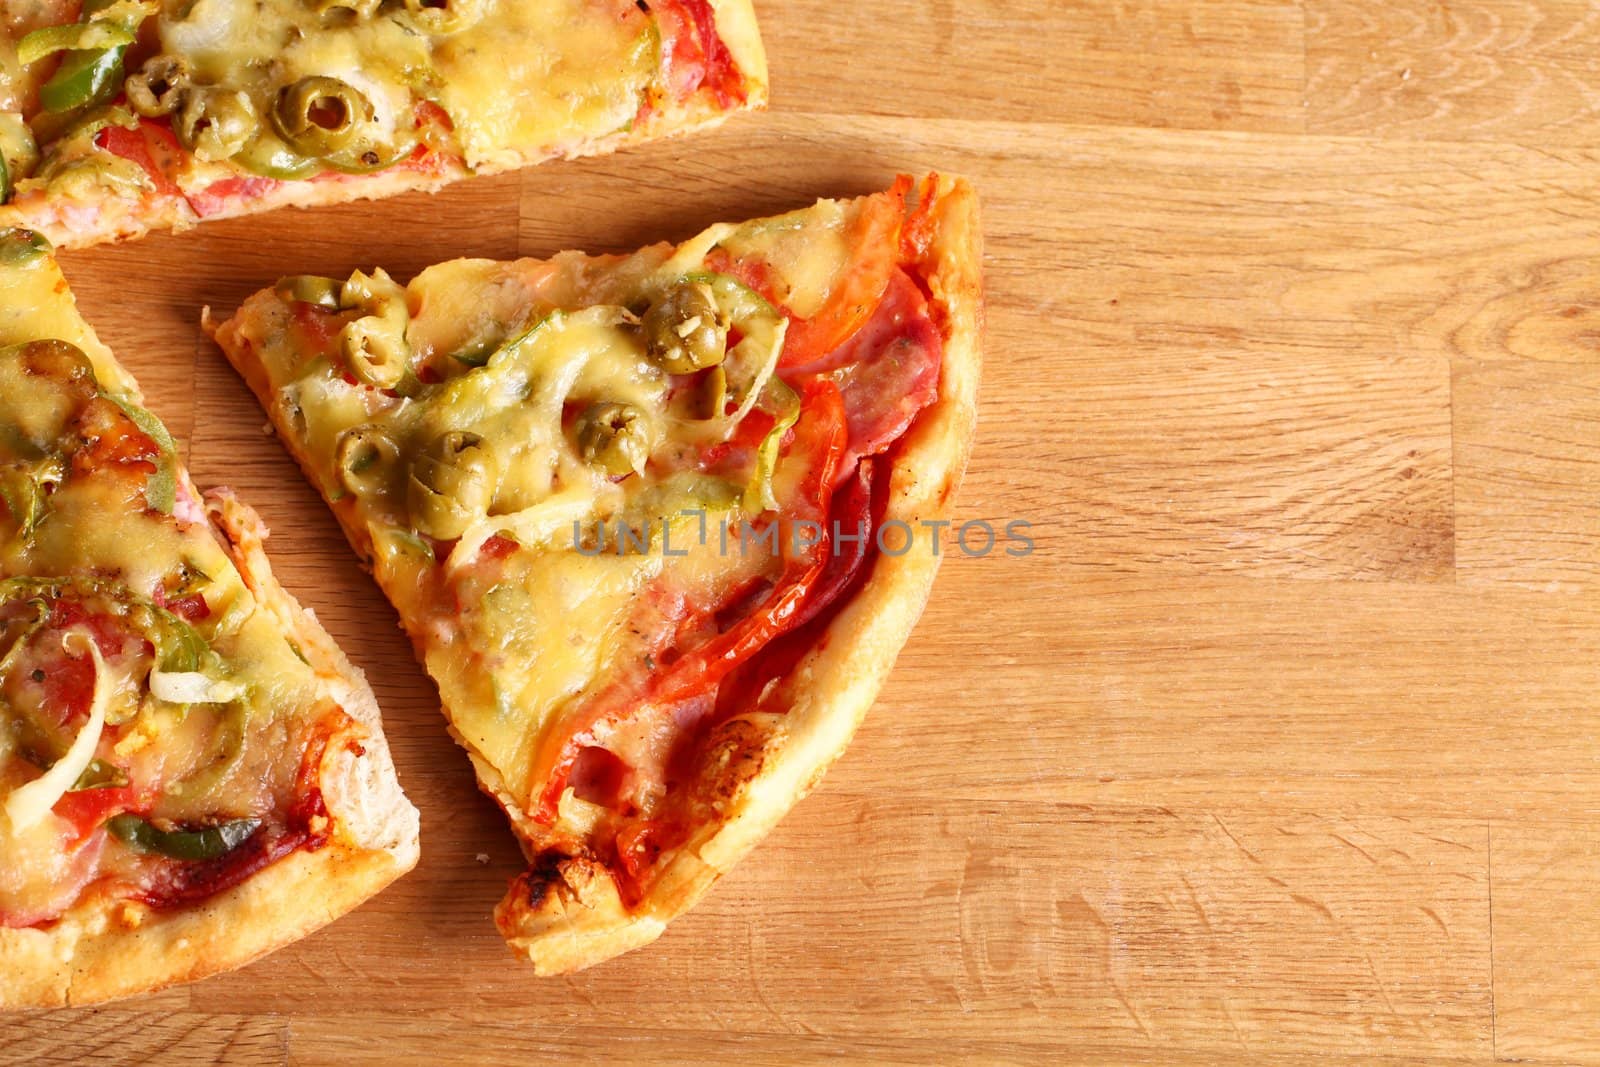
[108,814,261,861]
[743,378,801,515]
[16,21,134,67]
[36,0,154,115]
[233,131,320,181]
[104,392,179,514]
[38,45,128,115]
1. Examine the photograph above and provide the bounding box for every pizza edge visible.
[0,0,770,251]
[495,175,984,973]
[0,483,420,1009]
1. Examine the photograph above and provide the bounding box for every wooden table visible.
[12,0,1600,1062]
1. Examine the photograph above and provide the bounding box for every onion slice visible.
[148,669,242,705]
[4,635,110,832]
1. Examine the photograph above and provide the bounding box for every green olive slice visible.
[574,401,652,477]
[0,228,50,266]
[642,279,731,375]
[271,76,373,157]
[407,430,497,539]
[334,425,400,497]
[395,0,486,35]
[275,275,342,310]
[340,317,408,389]
[175,87,257,162]
[125,54,190,118]
[311,0,381,18]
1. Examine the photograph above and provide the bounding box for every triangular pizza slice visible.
[0,0,764,248]
[0,228,418,1006]
[212,174,981,972]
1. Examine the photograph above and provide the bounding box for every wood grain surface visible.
[10,0,1600,1062]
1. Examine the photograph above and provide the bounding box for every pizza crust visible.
[495,176,984,972]
[0,488,420,1008]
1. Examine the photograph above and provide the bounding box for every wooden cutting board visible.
[14,1,1600,1063]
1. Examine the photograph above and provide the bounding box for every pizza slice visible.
[212,174,981,972]
[0,227,419,1006]
[0,0,764,248]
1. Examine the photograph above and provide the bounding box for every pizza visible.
[0,0,765,249]
[211,173,981,972]
[0,227,419,1006]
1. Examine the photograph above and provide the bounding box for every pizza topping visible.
[146,668,243,705]
[89,120,184,198]
[34,0,152,118]
[276,274,344,311]
[335,424,401,499]
[407,429,498,540]
[654,0,744,108]
[175,86,258,162]
[737,380,798,514]
[108,811,260,861]
[393,0,487,36]
[432,0,658,170]
[271,76,372,159]
[673,272,786,433]
[642,277,730,375]
[574,401,652,478]
[17,21,137,69]
[125,54,191,118]
[338,268,411,389]
[802,268,945,468]
[3,632,109,831]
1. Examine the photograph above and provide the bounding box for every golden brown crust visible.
[0,488,420,1009]
[496,176,984,972]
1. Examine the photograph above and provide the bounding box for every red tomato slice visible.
[612,818,685,903]
[92,122,182,198]
[52,785,138,841]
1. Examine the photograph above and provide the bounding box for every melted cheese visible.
[432,0,656,170]
[438,548,659,799]
[0,249,134,394]
[717,199,855,319]
[0,236,336,922]
[241,198,876,822]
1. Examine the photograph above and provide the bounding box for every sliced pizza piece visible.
[212,174,981,972]
[0,0,765,248]
[0,227,419,1007]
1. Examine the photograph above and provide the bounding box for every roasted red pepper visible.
[531,379,849,822]
[650,377,847,703]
